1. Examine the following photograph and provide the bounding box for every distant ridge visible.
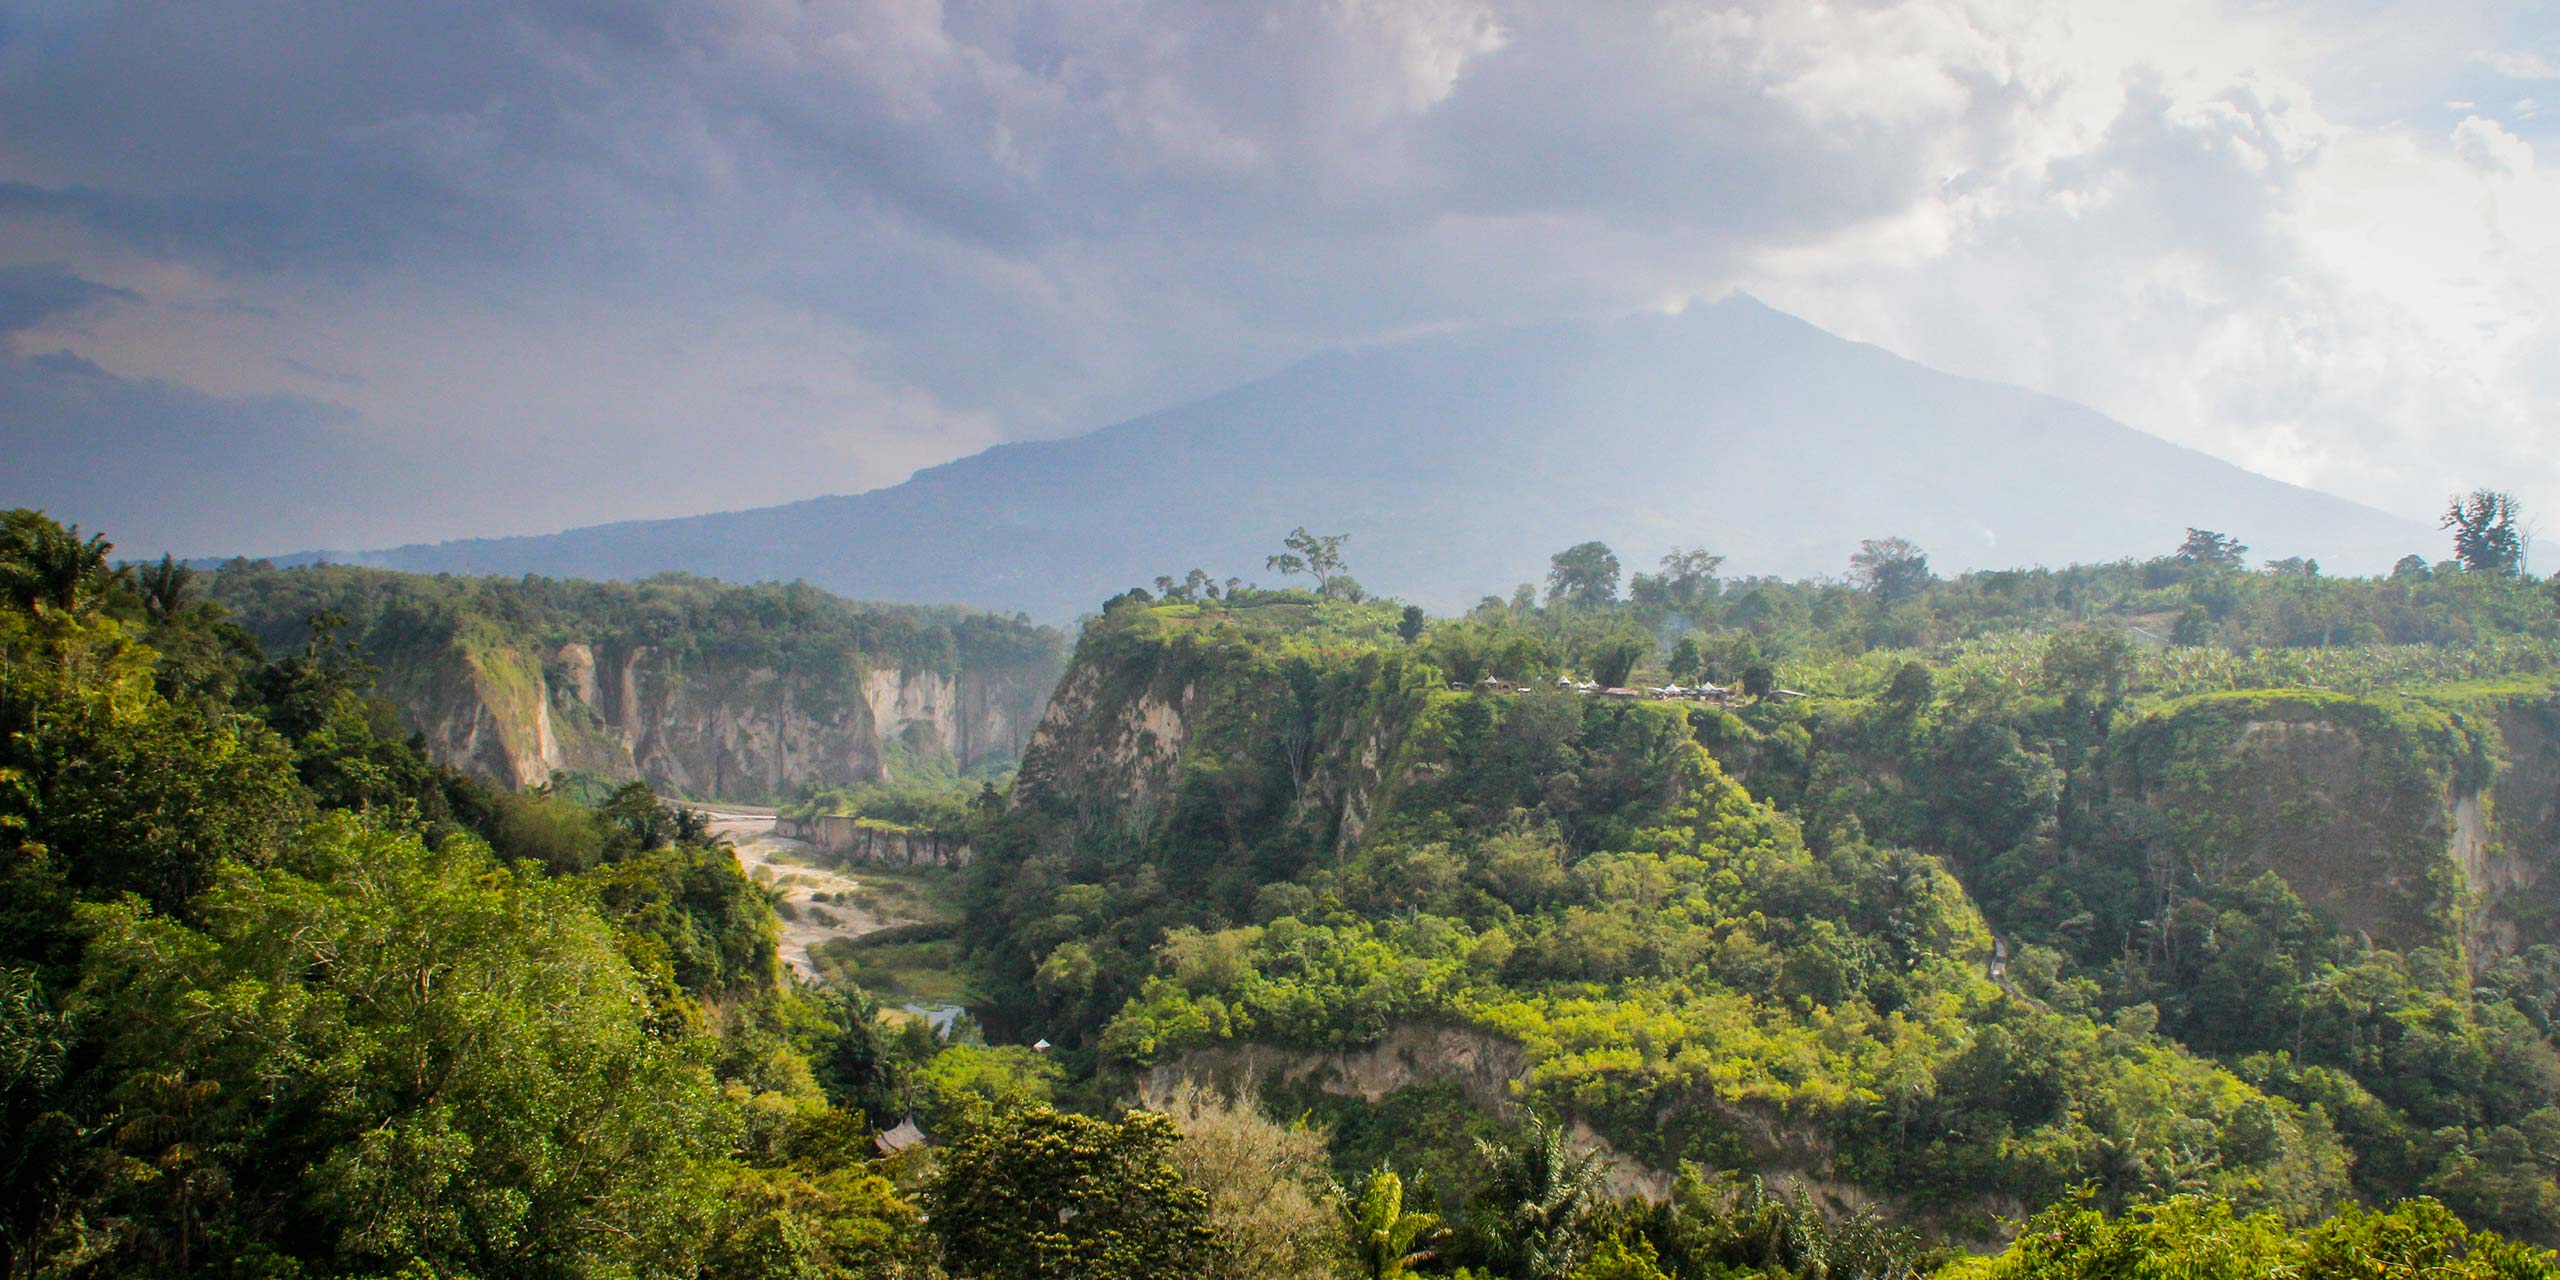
[303,297,2436,618]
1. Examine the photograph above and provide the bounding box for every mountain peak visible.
[332,301,2429,617]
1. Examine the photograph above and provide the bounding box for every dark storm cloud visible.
[0,260,465,555]
[2,3,1909,288]
[0,1,2551,556]
[0,345,384,554]
[0,261,138,333]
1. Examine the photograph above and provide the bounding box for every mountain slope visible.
[324,297,2436,618]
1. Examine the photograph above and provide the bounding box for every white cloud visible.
[1737,3,2560,532]
[2477,49,2560,80]
[2454,114,2535,174]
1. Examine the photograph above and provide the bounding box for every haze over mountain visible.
[310,297,2436,619]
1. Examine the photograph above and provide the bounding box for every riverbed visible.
[695,807,907,979]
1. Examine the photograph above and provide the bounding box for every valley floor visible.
[699,807,907,978]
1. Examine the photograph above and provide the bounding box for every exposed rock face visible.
[2220,715,2449,947]
[1012,659,1201,814]
[1008,625,1423,866]
[1151,1028,1662,1199]
[1150,1024,1529,1114]
[2469,697,2560,957]
[204,564,1070,802]
[2118,688,2560,964]
[775,815,973,867]
[397,638,1060,801]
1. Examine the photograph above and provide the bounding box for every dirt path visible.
[696,807,909,980]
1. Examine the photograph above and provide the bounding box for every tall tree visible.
[1546,542,1622,610]
[1267,529,1352,598]
[1468,1116,1610,1280]
[2175,528,2251,570]
[0,510,123,615]
[925,1105,1214,1280]
[1588,635,1646,689]
[137,555,195,623]
[1655,546,1725,613]
[2442,490,2526,576]
[1849,537,1932,605]
[1398,605,1427,645]
[1144,1082,1346,1280]
[1667,634,1703,683]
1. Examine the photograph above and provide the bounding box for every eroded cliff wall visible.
[396,637,1059,800]
[211,564,1068,802]
[2114,684,2560,962]
[1007,617,1430,866]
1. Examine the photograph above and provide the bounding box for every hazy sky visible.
[4,0,2557,558]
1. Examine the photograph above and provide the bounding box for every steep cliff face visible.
[211,564,1069,802]
[395,637,1059,800]
[2114,684,2560,961]
[863,665,1054,775]
[1007,614,1432,863]
[1012,655,1201,815]
[2468,694,2560,955]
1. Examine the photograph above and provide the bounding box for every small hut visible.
[875,1116,929,1156]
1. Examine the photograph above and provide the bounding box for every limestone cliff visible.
[211,563,1069,802]
[2460,692,2560,956]
[388,638,1062,800]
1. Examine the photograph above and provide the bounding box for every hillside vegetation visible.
[10,506,2560,1279]
[954,520,2560,1255]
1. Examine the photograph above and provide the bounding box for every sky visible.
[3,0,2557,559]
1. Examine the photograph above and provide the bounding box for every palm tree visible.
[1342,1165,1441,1279]
[1470,1115,1610,1280]
[139,554,194,623]
[1676,1171,1932,1280]
[0,511,123,614]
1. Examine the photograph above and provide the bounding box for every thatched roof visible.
[875,1117,928,1155]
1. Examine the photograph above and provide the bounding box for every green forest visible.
[207,561,1062,686]
[11,504,2560,1279]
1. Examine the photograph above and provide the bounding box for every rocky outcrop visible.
[1150,1027,1671,1199]
[862,665,1057,775]
[1146,1026,1865,1205]
[1007,620,1437,866]
[776,815,973,867]
[1012,658,1200,814]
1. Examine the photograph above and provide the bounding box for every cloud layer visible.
[3,0,2557,561]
